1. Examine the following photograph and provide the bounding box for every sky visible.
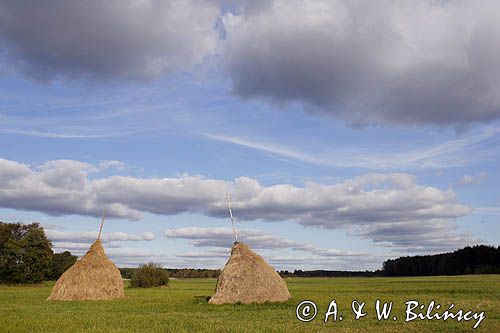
[0,0,499,271]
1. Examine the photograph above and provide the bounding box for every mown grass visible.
[0,275,499,332]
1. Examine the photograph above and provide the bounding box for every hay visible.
[209,242,291,304]
[47,240,124,301]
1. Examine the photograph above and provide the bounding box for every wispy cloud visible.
[205,133,321,165]
[0,82,199,141]
[205,127,500,169]
[0,128,140,139]
[0,129,109,139]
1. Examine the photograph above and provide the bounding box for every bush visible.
[130,262,169,288]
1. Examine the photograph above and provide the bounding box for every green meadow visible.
[0,275,499,332]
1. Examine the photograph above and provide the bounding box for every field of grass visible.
[0,275,499,332]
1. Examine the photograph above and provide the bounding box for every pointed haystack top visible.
[47,239,124,301]
[209,242,291,304]
[87,239,106,257]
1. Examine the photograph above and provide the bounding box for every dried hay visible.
[209,242,291,304]
[47,240,124,301]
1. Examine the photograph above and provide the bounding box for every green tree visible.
[0,222,53,283]
[0,223,21,282]
[49,251,77,280]
[21,226,53,283]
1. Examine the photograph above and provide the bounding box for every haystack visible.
[209,242,291,304]
[47,239,124,301]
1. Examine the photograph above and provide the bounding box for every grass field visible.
[0,275,499,332]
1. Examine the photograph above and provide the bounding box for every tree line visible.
[0,222,77,283]
[120,267,221,279]
[279,270,382,278]
[383,245,500,276]
[279,245,500,277]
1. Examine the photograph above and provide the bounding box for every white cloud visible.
[165,225,473,258]
[165,227,313,250]
[52,241,123,252]
[105,249,161,267]
[46,230,156,243]
[264,255,386,271]
[176,248,230,259]
[455,173,486,187]
[52,243,161,265]
[165,226,384,269]
[98,160,127,171]
[0,157,475,250]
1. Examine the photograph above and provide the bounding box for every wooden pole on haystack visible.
[226,193,238,243]
[97,209,106,240]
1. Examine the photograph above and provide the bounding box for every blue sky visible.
[0,0,499,270]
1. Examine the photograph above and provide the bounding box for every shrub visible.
[130,262,169,288]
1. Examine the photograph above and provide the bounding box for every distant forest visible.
[279,270,381,278]
[120,267,221,279]
[118,245,500,279]
[382,245,500,276]
[282,245,500,277]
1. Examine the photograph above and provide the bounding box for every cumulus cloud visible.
[0,0,220,80]
[52,241,123,251]
[46,230,156,243]
[49,230,157,263]
[0,157,476,250]
[165,227,314,250]
[98,160,128,171]
[97,249,161,266]
[167,253,385,270]
[0,158,136,218]
[176,248,230,259]
[165,226,382,269]
[350,220,480,253]
[222,0,500,126]
[164,225,470,258]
